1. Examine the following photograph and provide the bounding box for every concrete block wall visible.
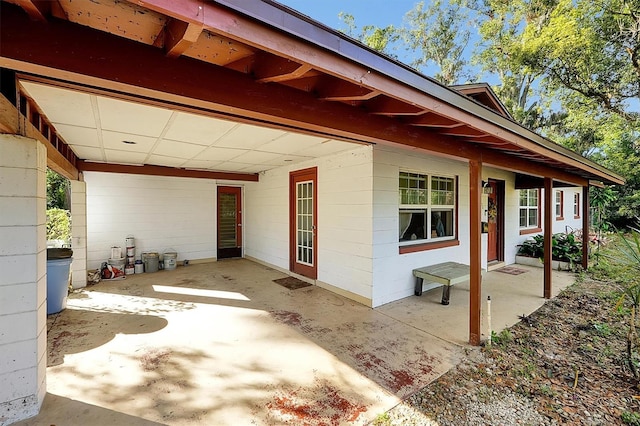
[244,145,374,304]
[0,135,47,425]
[71,180,87,289]
[83,172,216,269]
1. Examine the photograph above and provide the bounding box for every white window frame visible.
[555,190,564,219]
[399,171,456,245]
[573,192,580,218]
[519,189,539,229]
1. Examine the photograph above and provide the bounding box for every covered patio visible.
[16,259,574,425]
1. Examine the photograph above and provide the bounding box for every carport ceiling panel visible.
[97,97,174,137]
[230,150,285,165]
[52,124,101,148]
[57,0,167,45]
[257,133,332,154]
[70,145,103,160]
[104,150,148,164]
[101,131,158,153]
[153,139,207,159]
[20,82,96,128]
[147,153,190,167]
[191,146,246,162]
[213,124,285,149]
[163,112,238,146]
[293,140,360,157]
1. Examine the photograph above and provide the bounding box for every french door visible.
[289,168,317,279]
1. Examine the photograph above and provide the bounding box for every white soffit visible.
[20,81,366,173]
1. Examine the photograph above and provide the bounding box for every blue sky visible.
[278,1,416,34]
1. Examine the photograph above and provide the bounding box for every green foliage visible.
[516,232,583,264]
[490,329,513,346]
[46,208,71,242]
[623,411,640,426]
[46,169,70,210]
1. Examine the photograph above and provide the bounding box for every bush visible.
[516,232,582,264]
[46,208,71,242]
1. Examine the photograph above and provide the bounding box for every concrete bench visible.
[413,262,474,305]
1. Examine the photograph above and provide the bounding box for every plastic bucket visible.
[164,251,177,271]
[108,257,126,272]
[143,252,159,273]
[47,257,73,315]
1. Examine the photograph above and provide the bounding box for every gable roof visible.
[450,83,511,119]
[0,0,624,186]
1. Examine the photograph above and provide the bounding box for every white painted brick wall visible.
[71,180,88,288]
[0,135,47,424]
[84,172,217,269]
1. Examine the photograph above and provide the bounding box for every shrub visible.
[46,208,71,242]
[516,232,582,264]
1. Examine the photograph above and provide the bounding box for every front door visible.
[487,179,504,262]
[217,186,242,259]
[289,167,317,279]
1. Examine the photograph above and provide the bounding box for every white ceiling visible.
[20,81,364,174]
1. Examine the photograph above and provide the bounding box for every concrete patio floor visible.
[15,259,576,425]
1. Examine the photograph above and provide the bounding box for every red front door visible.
[289,167,317,279]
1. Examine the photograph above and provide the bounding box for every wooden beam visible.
[14,0,50,22]
[406,112,464,128]
[77,160,259,181]
[316,78,380,101]
[543,177,553,299]
[440,126,489,138]
[365,96,425,116]
[0,94,79,180]
[165,19,203,58]
[582,185,590,270]
[469,159,482,346]
[253,54,313,83]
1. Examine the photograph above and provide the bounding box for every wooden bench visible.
[413,262,474,305]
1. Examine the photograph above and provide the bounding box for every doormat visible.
[273,277,312,290]
[495,266,528,275]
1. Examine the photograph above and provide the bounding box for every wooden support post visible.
[469,159,482,346]
[544,177,553,299]
[582,185,590,270]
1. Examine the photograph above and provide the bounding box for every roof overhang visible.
[0,0,624,186]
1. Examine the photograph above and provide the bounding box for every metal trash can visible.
[47,248,73,315]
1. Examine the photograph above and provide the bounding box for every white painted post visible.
[487,295,492,346]
[71,180,87,289]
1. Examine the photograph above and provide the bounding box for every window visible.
[574,192,580,218]
[519,189,539,229]
[399,172,455,243]
[555,190,564,219]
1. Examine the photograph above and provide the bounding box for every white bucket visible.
[134,261,144,274]
[164,251,177,271]
[125,236,135,248]
[125,264,135,275]
[111,246,122,259]
[126,247,135,257]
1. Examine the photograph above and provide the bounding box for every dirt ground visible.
[381,277,640,425]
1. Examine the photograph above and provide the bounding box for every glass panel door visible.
[296,181,314,266]
[289,168,317,279]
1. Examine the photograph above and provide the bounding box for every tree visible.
[338,13,398,55]
[402,0,473,85]
[46,169,70,210]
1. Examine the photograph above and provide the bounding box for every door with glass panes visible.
[217,186,242,259]
[289,168,317,279]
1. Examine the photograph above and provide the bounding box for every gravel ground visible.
[372,277,640,426]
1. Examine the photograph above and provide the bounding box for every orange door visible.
[289,168,317,279]
[217,186,242,259]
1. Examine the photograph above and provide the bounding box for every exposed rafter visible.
[165,18,203,58]
[253,53,313,83]
[10,0,50,22]
[365,96,425,116]
[406,112,464,128]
